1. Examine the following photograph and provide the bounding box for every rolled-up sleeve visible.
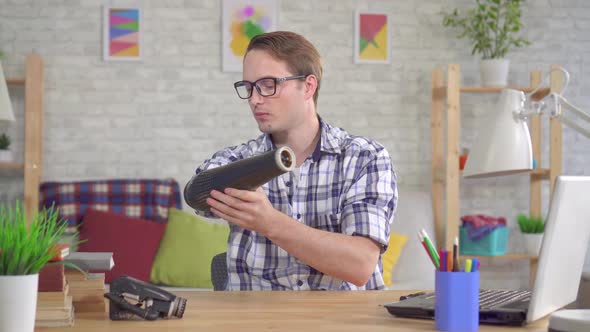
[340,147,397,253]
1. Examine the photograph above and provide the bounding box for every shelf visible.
[433,168,551,183]
[432,86,551,101]
[2,54,44,224]
[461,253,538,261]
[530,168,550,179]
[6,78,25,86]
[0,163,24,170]
[463,86,551,101]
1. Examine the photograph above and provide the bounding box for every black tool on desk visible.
[104,275,187,321]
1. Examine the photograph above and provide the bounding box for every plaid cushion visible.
[39,178,183,226]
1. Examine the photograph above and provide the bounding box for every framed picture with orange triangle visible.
[354,10,391,64]
[103,6,143,61]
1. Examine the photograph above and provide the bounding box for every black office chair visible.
[210,252,228,291]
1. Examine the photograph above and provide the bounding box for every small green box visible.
[459,226,509,256]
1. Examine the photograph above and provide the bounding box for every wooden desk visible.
[36,290,549,332]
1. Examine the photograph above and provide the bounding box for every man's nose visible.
[249,86,264,104]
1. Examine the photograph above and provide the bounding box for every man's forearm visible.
[265,211,381,287]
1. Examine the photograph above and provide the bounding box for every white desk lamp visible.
[463,67,590,331]
[0,62,14,121]
[463,67,589,179]
[0,60,15,122]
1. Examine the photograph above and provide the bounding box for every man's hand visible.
[207,187,280,236]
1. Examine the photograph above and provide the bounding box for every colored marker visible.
[465,259,473,273]
[471,258,479,272]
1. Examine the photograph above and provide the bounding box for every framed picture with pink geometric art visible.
[222,0,279,72]
[103,6,143,61]
[354,11,391,64]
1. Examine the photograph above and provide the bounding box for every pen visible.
[453,236,460,272]
[440,250,447,272]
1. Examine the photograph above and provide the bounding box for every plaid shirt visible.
[194,119,397,290]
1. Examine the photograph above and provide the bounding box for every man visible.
[194,31,397,290]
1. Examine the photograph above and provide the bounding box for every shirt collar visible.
[260,116,343,161]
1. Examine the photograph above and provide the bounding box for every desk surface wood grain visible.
[36,290,550,332]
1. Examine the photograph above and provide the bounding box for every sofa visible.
[40,178,229,290]
[40,179,436,291]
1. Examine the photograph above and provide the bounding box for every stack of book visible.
[36,244,75,327]
[36,283,75,327]
[65,271,108,314]
[64,252,114,315]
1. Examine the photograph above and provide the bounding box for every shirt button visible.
[296,213,301,219]
[297,280,304,286]
[285,181,292,187]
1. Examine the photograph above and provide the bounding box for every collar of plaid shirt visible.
[208,118,397,290]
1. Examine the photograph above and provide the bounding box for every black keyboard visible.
[479,289,531,310]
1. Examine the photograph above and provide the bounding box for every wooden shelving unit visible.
[432,64,562,287]
[2,53,44,225]
[0,163,25,170]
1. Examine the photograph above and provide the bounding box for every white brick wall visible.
[1,0,589,289]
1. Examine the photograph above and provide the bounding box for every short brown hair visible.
[246,31,323,106]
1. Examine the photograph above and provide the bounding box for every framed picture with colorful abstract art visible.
[222,0,279,72]
[354,11,391,64]
[103,6,142,61]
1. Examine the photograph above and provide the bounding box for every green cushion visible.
[150,208,229,288]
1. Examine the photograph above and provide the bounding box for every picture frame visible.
[354,11,391,64]
[222,0,279,72]
[103,6,143,61]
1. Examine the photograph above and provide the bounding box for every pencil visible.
[453,236,460,272]
[420,229,440,269]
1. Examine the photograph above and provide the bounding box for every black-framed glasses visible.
[234,75,307,99]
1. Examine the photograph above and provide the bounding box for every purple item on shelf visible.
[461,214,507,241]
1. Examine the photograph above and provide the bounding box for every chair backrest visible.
[211,252,228,291]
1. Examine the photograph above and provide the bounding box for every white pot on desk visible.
[0,274,39,332]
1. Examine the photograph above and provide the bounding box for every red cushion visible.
[78,209,166,283]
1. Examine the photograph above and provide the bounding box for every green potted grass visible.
[0,202,70,332]
[517,213,545,256]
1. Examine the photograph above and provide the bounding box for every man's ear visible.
[303,75,318,101]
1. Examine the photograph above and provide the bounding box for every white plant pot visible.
[480,59,510,87]
[523,233,543,256]
[0,149,13,163]
[0,274,39,332]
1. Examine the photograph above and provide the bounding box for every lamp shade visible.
[0,60,15,122]
[463,89,533,178]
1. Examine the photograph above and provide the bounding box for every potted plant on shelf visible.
[0,202,70,332]
[0,133,13,163]
[442,0,531,87]
[517,213,544,256]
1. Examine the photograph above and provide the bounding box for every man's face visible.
[242,49,306,134]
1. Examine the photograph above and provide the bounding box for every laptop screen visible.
[526,176,590,322]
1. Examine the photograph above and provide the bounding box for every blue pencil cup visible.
[435,271,479,332]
